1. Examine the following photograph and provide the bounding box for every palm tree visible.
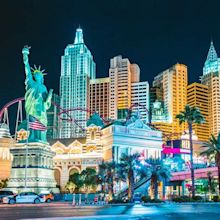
[118,153,141,202]
[81,168,97,193]
[207,171,215,200]
[98,161,117,199]
[144,158,170,199]
[65,181,76,193]
[176,105,204,197]
[201,134,220,194]
[69,172,83,193]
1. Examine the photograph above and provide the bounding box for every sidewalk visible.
[0,202,72,208]
[0,201,110,208]
[1,201,220,208]
[22,214,143,220]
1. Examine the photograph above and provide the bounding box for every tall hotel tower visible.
[187,83,209,141]
[60,28,96,138]
[109,55,149,120]
[151,64,188,139]
[90,77,110,119]
[201,41,220,137]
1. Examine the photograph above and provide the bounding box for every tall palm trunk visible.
[151,175,158,199]
[128,169,134,202]
[107,183,113,199]
[107,171,114,199]
[188,123,195,197]
[154,182,158,199]
[215,153,220,195]
[101,182,105,193]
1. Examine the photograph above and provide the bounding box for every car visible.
[2,192,42,204]
[0,190,14,203]
[133,193,142,204]
[38,193,54,203]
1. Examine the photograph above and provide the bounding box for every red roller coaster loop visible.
[0,97,109,134]
[0,97,25,122]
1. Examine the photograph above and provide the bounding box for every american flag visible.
[29,117,47,131]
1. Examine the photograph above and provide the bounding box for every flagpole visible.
[24,114,29,190]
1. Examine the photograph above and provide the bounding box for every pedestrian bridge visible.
[115,167,218,198]
[171,167,218,181]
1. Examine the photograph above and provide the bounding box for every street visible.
[1,203,220,220]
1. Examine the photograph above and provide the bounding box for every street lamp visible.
[24,115,29,190]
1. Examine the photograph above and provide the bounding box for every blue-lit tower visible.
[60,28,96,138]
[201,41,220,137]
[203,41,220,75]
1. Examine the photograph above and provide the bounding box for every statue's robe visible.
[25,76,49,127]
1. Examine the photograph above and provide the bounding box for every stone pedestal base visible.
[6,142,59,194]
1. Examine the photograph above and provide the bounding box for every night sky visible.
[0,0,220,108]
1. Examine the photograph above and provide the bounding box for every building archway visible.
[54,167,61,186]
[69,166,80,177]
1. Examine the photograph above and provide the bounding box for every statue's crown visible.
[31,65,47,76]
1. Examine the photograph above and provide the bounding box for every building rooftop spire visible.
[74,27,84,44]
[206,40,218,62]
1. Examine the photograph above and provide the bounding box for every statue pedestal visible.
[6,142,59,194]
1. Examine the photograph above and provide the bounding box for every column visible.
[162,179,166,200]
[181,181,185,196]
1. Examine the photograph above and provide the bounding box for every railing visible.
[116,177,151,198]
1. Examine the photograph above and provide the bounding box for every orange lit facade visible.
[90,77,110,119]
[187,83,210,141]
[151,63,188,139]
[109,55,140,120]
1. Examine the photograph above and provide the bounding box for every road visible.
[1,203,220,220]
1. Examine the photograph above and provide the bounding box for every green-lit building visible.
[60,27,96,138]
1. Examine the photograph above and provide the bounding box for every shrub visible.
[141,196,163,203]
[109,199,127,204]
[150,199,163,203]
[172,195,205,203]
[212,196,220,202]
[172,196,191,203]
[141,196,151,203]
[192,196,203,201]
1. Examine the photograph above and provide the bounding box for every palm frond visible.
[176,105,205,125]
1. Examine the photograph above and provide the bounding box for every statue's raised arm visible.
[22,46,34,86]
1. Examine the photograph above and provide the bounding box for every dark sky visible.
[0,0,220,108]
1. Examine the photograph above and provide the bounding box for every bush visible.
[172,196,191,203]
[141,196,151,203]
[141,196,163,203]
[192,196,203,201]
[150,199,163,203]
[172,195,204,203]
[109,199,127,204]
[212,196,220,202]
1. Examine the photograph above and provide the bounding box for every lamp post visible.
[24,114,29,190]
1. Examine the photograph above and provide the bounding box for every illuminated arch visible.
[54,167,62,186]
[68,166,80,176]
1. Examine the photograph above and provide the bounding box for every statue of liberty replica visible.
[22,45,53,143]
[6,46,58,194]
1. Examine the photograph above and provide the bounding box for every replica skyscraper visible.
[201,41,220,137]
[60,28,96,138]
